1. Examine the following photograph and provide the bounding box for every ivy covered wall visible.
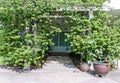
[0,0,116,68]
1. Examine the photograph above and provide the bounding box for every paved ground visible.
[0,56,120,83]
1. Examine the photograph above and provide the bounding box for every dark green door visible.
[50,32,69,52]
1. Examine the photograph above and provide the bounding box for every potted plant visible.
[84,12,120,76]
[66,11,120,75]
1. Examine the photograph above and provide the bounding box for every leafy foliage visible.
[0,0,113,67]
[65,11,120,63]
[0,0,61,67]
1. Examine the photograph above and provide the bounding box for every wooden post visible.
[89,8,93,19]
[33,25,37,55]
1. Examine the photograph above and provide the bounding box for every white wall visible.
[105,0,120,9]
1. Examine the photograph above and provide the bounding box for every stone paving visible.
[0,56,120,83]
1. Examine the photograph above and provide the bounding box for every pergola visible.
[47,5,110,53]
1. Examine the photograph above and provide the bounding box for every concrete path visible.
[33,56,80,72]
[0,56,120,83]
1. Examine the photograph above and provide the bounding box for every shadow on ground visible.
[45,55,77,68]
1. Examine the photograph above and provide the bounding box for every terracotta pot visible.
[93,62,110,76]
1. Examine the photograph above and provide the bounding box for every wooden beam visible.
[41,15,72,18]
[57,6,110,11]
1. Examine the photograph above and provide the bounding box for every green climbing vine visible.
[0,0,112,68]
[0,0,61,67]
[65,11,120,63]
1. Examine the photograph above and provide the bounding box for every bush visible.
[66,11,120,64]
[0,0,61,68]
